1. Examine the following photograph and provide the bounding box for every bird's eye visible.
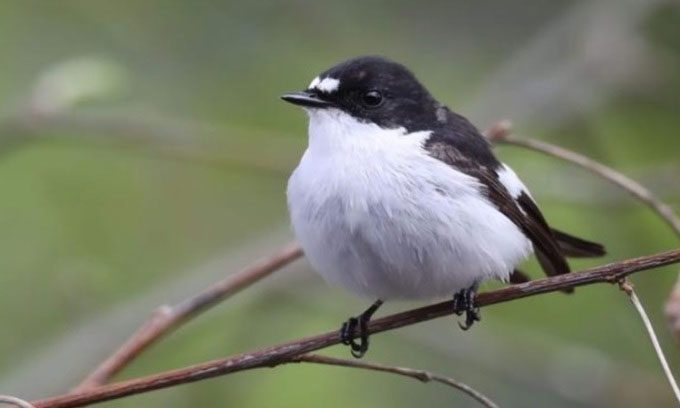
[361,90,383,107]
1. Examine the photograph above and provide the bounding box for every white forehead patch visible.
[316,77,340,92]
[308,76,321,89]
[308,76,340,93]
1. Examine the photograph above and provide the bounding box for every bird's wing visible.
[426,139,571,281]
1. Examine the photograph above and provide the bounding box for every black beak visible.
[281,91,333,108]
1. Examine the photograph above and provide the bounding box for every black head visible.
[282,56,442,131]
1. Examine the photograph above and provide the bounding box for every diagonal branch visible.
[486,121,680,237]
[290,354,499,408]
[32,248,680,408]
[72,242,302,392]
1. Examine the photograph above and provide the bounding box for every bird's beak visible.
[281,91,333,108]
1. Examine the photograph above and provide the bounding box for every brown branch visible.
[72,242,302,392]
[290,354,499,408]
[486,121,680,237]
[32,248,680,408]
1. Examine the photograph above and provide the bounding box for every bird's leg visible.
[453,284,480,330]
[340,299,383,358]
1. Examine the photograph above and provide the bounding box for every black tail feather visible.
[508,231,604,295]
[552,229,606,258]
[509,269,531,284]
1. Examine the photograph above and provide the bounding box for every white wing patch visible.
[497,163,530,199]
[308,76,340,93]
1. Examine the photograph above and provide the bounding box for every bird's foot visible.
[340,317,366,358]
[453,286,480,330]
[339,300,383,358]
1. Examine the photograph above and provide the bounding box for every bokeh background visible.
[1,1,679,407]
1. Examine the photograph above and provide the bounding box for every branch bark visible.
[32,248,680,408]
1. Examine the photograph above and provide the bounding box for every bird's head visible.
[282,56,443,133]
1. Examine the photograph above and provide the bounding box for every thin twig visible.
[486,121,680,237]
[290,354,499,408]
[619,280,680,404]
[31,249,680,408]
[72,242,302,392]
[0,395,36,408]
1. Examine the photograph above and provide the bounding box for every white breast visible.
[287,108,532,300]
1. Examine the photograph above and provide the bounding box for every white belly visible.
[287,108,532,300]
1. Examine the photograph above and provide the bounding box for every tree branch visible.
[486,120,680,237]
[290,354,499,408]
[31,248,680,408]
[71,242,302,392]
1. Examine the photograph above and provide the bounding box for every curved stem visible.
[620,281,680,404]
[486,122,680,237]
[291,354,499,408]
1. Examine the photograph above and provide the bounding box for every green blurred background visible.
[0,1,679,407]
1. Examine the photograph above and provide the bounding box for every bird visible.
[281,56,605,358]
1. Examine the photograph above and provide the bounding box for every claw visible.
[452,294,464,316]
[350,341,366,359]
[453,286,481,330]
[340,317,358,345]
[338,300,383,359]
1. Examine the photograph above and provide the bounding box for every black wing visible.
[425,122,572,283]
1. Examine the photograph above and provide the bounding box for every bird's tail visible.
[509,269,531,284]
[509,230,605,291]
[551,228,606,258]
